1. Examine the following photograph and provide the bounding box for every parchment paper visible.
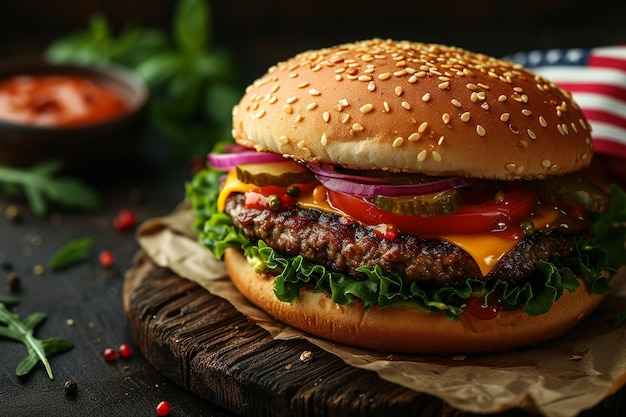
[136,202,626,417]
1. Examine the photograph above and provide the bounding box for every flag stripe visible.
[508,46,626,158]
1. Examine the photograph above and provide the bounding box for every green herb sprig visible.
[0,160,100,216]
[0,300,73,380]
[46,0,242,157]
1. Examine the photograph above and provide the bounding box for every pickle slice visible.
[527,175,610,213]
[236,161,316,187]
[370,188,463,217]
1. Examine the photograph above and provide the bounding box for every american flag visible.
[506,45,626,160]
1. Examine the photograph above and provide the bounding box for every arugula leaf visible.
[186,168,626,319]
[0,301,73,380]
[0,161,100,216]
[47,237,94,271]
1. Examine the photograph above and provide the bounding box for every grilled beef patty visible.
[224,193,587,286]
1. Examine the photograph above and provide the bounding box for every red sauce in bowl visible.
[0,75,129,127]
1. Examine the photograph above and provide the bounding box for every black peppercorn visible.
[64,380,78,396]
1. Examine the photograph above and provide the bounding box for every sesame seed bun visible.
[224,248,606,354]
[232,39,593,180]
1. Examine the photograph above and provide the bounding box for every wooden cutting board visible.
[123,250,461,417]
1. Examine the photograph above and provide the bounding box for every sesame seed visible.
[378,72,392,80]
[476,125,486,136]
[509,124,520,134]
[368,81,376,92]
[498,95,507,102]
[408,75,418,83]
[392,137,404,147]
[270,84,280,93]
[460,112,471,122]
[505,163,517,173]
[383,101,390,112]
[500,113,510,122]
[297,82,309,89]
[477,83,490,89]
[282,105,293,114]
[408,133,421,141]
[418,121,429,133]
[308,89,321,96]
[358,75,371,82]
[341,113,351,123]
[417,150,427,161]
[442,113,451,124]
[415,71,427,78]
[288,72,298,78]
[335,75,343,81]
[323,111,330,122]
[306,102,318,111]
[352,123,364,131]
[321,133,328,146]
[513,86,524,92]
[579,118,588,130]
[571,122,578,133]
[522,109,532,116]
[451,99,462,107]
[470,92,479,102]
[562,123,569,134]
[466,83,477,90]
[527,129,537,139]
[286,96,298,104]
[557,124,566,135]
[481,102,489,110]
[432,150,442,161]
[519,139,528,148]
[253,109,266,119]
[278,136,289,144]
[339,98,349,107]
[438,81,450,89]
[437,136,445,145]
[395,86,403,96]
[295,113,303,122]
[401,101,411,110]
[422,93,431,102]
[539,116,547,127]
[360,103,374,113]
[542,159,551,168]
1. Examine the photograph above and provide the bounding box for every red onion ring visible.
[208,148,285,170]
[307,163,476,196]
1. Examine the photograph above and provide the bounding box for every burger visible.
[187,39,624,354]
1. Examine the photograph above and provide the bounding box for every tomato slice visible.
[326,185,538,237]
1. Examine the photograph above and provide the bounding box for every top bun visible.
[232,39,593,179]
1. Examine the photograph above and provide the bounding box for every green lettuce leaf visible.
[186,168,626,318]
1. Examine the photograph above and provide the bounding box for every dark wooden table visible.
[1,133,625,417]
[0,136,235,417]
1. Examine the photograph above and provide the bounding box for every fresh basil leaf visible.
[174,0,210,54]
[47,237,94,271]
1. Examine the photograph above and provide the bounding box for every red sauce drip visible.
[461,296,502,320]
[0,75,128,127]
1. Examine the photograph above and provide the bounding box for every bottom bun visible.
[224,248,607,354]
